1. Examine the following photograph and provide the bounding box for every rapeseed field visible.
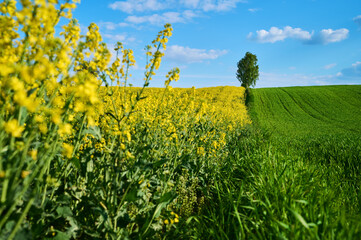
[0,1,250,239]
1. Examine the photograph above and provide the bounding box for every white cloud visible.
[324,63,337,70]
[104,34,126,42]
[118,22,130,27]
[352,61,361,67]
[248,8,260,13]
[109,0,167,13]
[200,0,245,12]
[125,10,198,25]
[353,15,361,27]
[309,28,349,44]
[98,10,199,28]
[107,0,245,28]
[181,0,200,8]
[339,61,361,79]
[103,34,136,44]
[110,0,245,13]
[248,26,349,45]
[99,22,130,30]
[248,26,311,43]
[101,22,118,30]
[183,9,198,19]
[165,45,228,63]
[180,0,246,11]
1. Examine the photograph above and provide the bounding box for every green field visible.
[252,85,361,137]
[192,85,361,239]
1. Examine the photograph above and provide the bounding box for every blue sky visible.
[72,0,361,88]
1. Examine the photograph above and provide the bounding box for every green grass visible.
[188,85,361,239]
[251,85,361,137]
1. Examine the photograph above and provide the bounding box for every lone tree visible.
[236,52,259,89]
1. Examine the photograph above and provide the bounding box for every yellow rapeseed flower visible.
[197,147,205,156]
[0,64,14,77]
[7,77,24,91]
[34,115,45,123]
[38,123,48,134]
[58,123,72,137]
[4,119,24,137]
[62,143,74,159]
[21,170,31,179]
[51,112,62,125]
[28,150,38,160]
[13,89,38,112]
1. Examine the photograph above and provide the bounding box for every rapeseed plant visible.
[3,119,24,137]
[0,0,250,239]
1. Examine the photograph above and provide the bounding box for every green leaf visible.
[152,159,167,168]
[106,112,118,121]
[83,126,101,140]
[295,199,309,205]
[124,188,138,202]
[186,216,199,225]
[86,160,94,172]
[142,191,176,236]
[153,202,168,220]
[158,191,175,204]
[53,231,70,240]
[71,157,80,170]
[4,220,15,235]
[57,194,72,204]
[1,146,8,153]
[19,106,28,125]
[289,208,309,229]
[56,206,73,218]
[14,229,31,240]
[66,216,79,238]
[27,87,37,97]
[276,220,290,230]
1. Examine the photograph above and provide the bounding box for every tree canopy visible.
[236,52,259,89]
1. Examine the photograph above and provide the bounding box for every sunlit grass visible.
[190,86,361,239]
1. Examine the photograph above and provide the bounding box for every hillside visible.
[251,85,361,137]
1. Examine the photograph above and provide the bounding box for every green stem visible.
[8,198,35,240]
[0,200,17,230]
[0,170,9,203]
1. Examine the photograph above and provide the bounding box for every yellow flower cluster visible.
[165,68,180,86]
[96,85,250,164]
[164,211,180,225]
[0,0,105,138]
[3,119,24,138]
[0,0,252,238]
